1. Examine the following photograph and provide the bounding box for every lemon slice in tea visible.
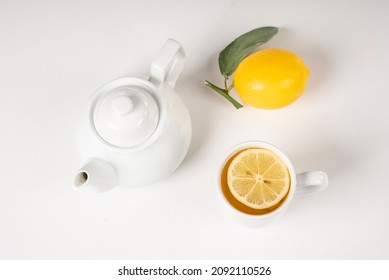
[227,148,290,209]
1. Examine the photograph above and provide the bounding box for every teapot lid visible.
[93,86,159,148]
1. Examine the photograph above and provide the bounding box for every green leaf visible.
[218,26,278,77]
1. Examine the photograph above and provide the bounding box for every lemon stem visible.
[204,80,243,109]
[227,81,235,92]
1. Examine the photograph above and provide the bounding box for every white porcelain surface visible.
[93,86,159,148]
[75,39,191,191]
[1,0,389,260]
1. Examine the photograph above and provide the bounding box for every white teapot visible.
[74,39,191,192]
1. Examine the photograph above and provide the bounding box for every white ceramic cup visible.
[218,141,328,227]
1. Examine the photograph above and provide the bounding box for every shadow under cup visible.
[219,146,293,216]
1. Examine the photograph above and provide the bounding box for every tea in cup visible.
[218,141,328,226]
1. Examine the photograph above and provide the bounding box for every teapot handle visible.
[149,38,185,89]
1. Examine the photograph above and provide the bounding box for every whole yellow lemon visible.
[234,48,310,109]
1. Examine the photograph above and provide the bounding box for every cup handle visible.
[149,38,185,89]
[295,171,328,196]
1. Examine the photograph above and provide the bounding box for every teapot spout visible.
[74,158,118,193]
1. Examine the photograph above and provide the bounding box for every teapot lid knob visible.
[93,87,159,148]
[112,95,134,115]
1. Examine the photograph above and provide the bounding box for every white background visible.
[0,0,388,259]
